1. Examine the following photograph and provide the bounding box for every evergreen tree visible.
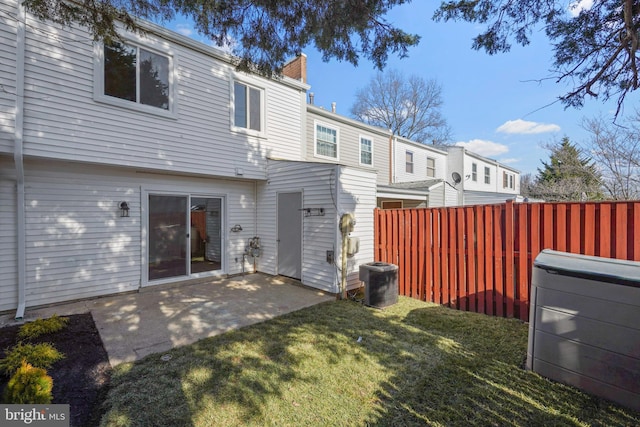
[22,0,419,76]
[532,137,603,201]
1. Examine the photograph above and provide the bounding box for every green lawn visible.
[99,297,640,426]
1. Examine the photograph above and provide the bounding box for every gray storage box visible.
[359,262,398,308]
[527,250,640,412]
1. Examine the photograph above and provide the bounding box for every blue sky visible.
[168,1,639,176]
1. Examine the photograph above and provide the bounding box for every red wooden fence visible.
[374,200,640,321]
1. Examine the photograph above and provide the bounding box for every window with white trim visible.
[503,172,515,189]
[426,157,436,177]
[315,123,338,159]
[233,81,263,132]
[360,136,373,165]
[406,151,414,173]
[103,41,171,111]
[484,166,491,184]
[471,163,477,181]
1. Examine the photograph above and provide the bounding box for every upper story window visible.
[233,81,263,133]
[360,136,373,166]
[315,123,339,159]
[484,166,491,184]
[503,172,515,189]
[471,163,478,181]
[426,157,436,177]
[102,41,171,112]
[406,151,414,174]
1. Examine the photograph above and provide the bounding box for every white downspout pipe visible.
[14,0,27,319]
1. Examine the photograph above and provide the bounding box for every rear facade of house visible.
[0,1,376,315]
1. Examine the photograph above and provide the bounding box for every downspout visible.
[335,165,343,297]
[388,132,394,184]
[14,1,27,319]
[253,179,258,273]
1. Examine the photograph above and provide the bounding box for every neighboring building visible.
[443,146,521,205]
[0,2,375,316]
[304,104,461,208]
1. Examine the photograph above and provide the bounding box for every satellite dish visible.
[452,172,462,184]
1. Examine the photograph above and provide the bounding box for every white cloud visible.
[569,0,594,17]
[455,139,509,157]
[175,24,194,37]
[496,119,561,134]
[499,158,520,164]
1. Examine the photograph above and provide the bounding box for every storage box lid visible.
[534,249,640,288]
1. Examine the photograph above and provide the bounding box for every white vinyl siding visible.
[257,160,376,294]
[1,159,257,311]
[305,108,390,185]
[393,138,447,183]
[314,122,339,160]
[0,0,17,153]
[338,167,377,290]
[258,161,339,292]
[0,160,18,312]
[16,16,304,178]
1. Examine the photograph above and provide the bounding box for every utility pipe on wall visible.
[14,0,27,319]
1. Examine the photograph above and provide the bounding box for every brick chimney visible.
[282,53,307,84]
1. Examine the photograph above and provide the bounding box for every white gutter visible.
[14,1,27,319]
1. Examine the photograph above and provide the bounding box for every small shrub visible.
[17,315,69,341]
[0,343,64,376]
[3,360,53,404]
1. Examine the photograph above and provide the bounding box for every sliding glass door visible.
[148,194,222,281]
[189,197,222,274]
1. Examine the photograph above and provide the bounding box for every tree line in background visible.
[521,114,640,201]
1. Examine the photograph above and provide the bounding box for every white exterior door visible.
[277,192,302,279]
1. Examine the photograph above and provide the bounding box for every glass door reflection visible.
[148,195,188,280]
[190,197,222,274]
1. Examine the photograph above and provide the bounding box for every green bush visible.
[0,343,64,376]
[17,315,69,341]
[3,360,53,404]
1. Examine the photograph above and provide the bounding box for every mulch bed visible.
[0,313,111,427]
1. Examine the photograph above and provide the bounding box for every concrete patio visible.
[0,273,334,366]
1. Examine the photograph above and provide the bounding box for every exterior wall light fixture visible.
[120,201,130,217]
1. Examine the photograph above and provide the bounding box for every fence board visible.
[417,210,425,300]
[600,204,611,257]
[615,204,627,259]
[505,201,515,318]
[635,204,640,261]
[484,205,494,316]
[457,209,466,310]
[476,206,486,315]
[494,205,504,317]
[516,204,528,320]
[432,210,441,304]
[569,203,581,253]
[465,208,477,313]
[584,203,596,256]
